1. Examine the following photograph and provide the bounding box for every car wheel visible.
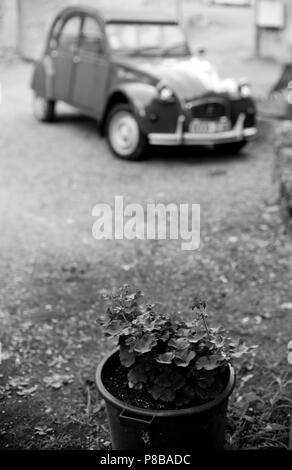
[105,104,147,160]
[214,141,247,155]
[33,94,55,122]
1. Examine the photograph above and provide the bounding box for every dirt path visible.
[0,61,292,449]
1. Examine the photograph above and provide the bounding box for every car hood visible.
[116,56,238,101]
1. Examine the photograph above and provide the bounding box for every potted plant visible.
[96,286,255,450]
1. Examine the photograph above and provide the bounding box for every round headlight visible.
[240,84,251,98]
[158,85,175,102]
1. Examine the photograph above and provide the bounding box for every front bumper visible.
[148,113,257,146]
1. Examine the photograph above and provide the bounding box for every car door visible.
[71,15,110,118]
[53,14,82,101]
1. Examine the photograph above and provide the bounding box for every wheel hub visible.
[109,111,140,157]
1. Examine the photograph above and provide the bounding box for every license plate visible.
[189,118,230,134]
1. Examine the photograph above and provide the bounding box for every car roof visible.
[103,10,178,24]
[58,6,178,25]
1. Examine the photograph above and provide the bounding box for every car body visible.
[31,6,257,160]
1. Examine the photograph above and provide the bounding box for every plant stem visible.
[201,312,210,340]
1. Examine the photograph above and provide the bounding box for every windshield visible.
[106,22,190,57]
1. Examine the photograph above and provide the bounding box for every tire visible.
[214,141,247,155]
[105,104,147,160]
[33,94,55,122]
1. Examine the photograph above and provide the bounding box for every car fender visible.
[103,82,158,132]
[31,56,54,100]
[103,82,180,135]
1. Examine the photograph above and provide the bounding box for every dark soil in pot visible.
[102,351,229,411]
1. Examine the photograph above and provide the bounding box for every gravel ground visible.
[0,61,292,449]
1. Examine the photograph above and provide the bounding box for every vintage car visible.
[31,6,257,160]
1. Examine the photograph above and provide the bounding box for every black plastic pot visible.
[96,349,235,450]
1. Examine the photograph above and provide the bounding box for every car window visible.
[80,16,104,55]
[49,17,63,49]
[58,15,81,51]
[106,23,190,57]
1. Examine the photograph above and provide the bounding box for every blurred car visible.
[31,6,257,160]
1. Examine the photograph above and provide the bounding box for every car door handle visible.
[72,56,80,64]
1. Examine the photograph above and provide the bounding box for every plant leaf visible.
[188,331,206,343]
[174,349,196,367]
[105,319,123,336]
[133,333,158,354]
[156,352,175,364]
[195,354,225,371]
[168,337,189,350]
[119,346,135,368]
